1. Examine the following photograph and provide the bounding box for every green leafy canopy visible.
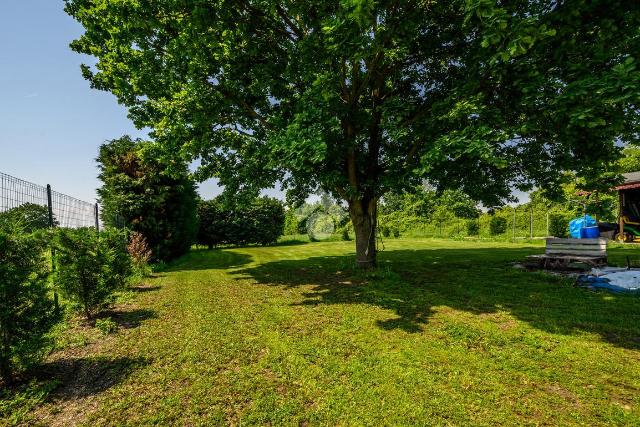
[67,0,639,265]
[66,0,639,206]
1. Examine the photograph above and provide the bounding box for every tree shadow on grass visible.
[235,246,640,350]
[166,249,252,272]
[35,356,149,399]
[97,308,157,329]
[130,284,162,293]
[274,239,310,247]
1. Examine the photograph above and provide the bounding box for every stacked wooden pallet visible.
[526,238,607,269]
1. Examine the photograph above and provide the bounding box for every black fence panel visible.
[0,172,48,212]
[0,171,103,229]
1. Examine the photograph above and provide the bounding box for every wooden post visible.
[619,191,625,240]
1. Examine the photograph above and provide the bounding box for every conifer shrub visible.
[0,224,57,385]
[54,228,131,319]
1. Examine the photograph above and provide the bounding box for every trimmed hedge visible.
[197,197,285,248]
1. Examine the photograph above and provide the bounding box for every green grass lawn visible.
[3,239,640,426]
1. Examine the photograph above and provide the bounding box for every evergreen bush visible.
[466,220,480,236]
[54,228,131,319]
[489,216,508,236]
[97,136,198,261]
[0,225,57,385]
[0,203,55,232]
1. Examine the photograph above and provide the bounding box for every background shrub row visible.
[197,197,285,248]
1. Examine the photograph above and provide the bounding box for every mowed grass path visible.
[17,239,640,425]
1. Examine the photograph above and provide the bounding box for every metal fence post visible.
[46,185,54,228]
[546,211,549,237]
[46,184,59,314]
[94,203,99,232]
[530,206,534,239]
[512,206,516,242]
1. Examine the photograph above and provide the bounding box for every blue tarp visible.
[569,215,597,238]
[576,267,640,293]
[576,274,640,293]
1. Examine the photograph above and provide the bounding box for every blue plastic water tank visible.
[570,215,597,238]
[580,226,600,239]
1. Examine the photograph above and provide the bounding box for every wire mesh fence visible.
[0,172,49,213]
[50,188,98,229]
[0,171,108,230]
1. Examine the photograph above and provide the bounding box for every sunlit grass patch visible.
[2,238,639,425]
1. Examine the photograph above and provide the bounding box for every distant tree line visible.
[377,187,480,237]
[283,194,351,241]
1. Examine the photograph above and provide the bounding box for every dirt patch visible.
[543,383,581,408]
[130,284,162,293]
[23,300,154,426]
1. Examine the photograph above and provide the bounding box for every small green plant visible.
[392,228,400,238]
[54,228,131,320]
[548,213,570,238]
[152,260,167,273]
[340,227,351,241]
[489,216,507,236]
[95,317,118,335]
[379,226,391,238]
[0,225,57,385]
[466,220,480,236]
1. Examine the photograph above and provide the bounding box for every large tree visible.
[67,0,639,266]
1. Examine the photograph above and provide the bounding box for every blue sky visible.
[0,0,225,202]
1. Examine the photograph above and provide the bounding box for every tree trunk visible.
[84,301,91,321]
[349,198,377,268]
[1,328,12,386]
[0,357,11,387]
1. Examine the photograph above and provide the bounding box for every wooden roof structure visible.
[615,172,640,191]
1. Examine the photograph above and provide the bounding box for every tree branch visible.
[275,4,305,39]
[215,86,272,131]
